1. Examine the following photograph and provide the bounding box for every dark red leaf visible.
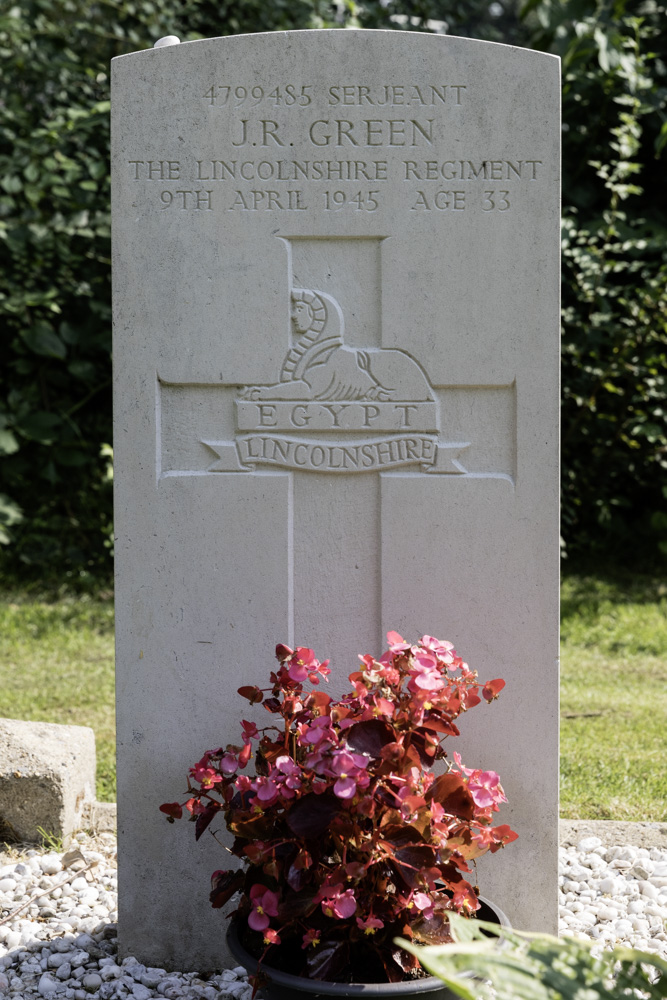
[438,862,476,895]
[345,861,366,878]
[159,801,182,820]
[263,860,280,880]
[380,824,425,848]
[482,678,506,702]
[306,939,349,981]
[286,860,308,891]
[390,944,420,976]
[195,803,219,841]
[409,732,437,766]
[445,829,488,860]
[209,869,244,909]
[393,844,437,871]
[275,643,293,661]
[286,793,341,839]
[421,716,460,737]
[237,685,263,704]
[427,773,476,820]
[304,690,332,713]
[411,910,454,944]
[346,719,396,758]
[487,824,519,852]
[385,843,438,889]
[278,885,319,919]
[263,697,281,714]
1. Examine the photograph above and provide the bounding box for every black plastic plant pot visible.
[227,897,510,1000]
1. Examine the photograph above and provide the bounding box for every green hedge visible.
[1,0,665,587]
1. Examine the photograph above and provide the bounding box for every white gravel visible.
[558,835,667,957]
[0,832,665,997]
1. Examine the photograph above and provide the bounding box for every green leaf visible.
[67,360,96,380]
[17,411,62,444]
[0,428,19,455]
[59,321,80,345]
[0,492,23,545]
[53,448,88,467]
[23,322,67,359]
[1,174,22,193]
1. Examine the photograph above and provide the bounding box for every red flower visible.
[302,928,321,949]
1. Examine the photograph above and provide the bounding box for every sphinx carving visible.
[240,288,433,403]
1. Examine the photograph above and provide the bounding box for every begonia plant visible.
[160,633,518,985]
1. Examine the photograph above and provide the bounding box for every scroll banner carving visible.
[203,436,470,474]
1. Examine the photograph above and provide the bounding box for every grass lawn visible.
[0,591,116,801]
[0,572,665,817]
[560,571,667,821]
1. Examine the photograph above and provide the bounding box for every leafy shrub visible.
[1,0,665,585]
[401,911,667,999]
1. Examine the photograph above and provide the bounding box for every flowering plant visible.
[160,633,517,985]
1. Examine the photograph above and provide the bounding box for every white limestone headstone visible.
[112,30,560,970]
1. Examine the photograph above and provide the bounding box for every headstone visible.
[112,30,560,970]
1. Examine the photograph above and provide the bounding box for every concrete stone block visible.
[83,800,117,833]
[0,718,96,842]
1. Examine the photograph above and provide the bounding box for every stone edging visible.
[559,819,667,849]
[82,803,667,849]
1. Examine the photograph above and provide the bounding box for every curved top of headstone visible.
[114,27,560,65]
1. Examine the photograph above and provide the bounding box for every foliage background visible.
[1,0,665,588]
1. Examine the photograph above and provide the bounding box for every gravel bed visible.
[0,832,666,998]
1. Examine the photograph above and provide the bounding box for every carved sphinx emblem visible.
[240,288,433,404]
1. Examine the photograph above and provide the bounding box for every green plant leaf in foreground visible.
[397,912,667,999]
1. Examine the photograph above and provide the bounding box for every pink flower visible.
[454,752,507,810]
[248,885,279,932]
[412,892,435,919]
[190,765,222,787]
[251,776,279,807]
[274,755,303,798]
[220,753,240,774]
[386,631,412,652]
[263,928,281,946]
[372,697,395,719]
[356,914,384,935]
[357,653,384,683]
[408,650,445,692]
[287,647,330,684]
[420,635,455,659]
[298,715,337,749]
[319,886,357,920]
[242,720,259,740]
[327,750,369,800]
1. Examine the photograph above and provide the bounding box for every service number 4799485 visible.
[203,85,312,107]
